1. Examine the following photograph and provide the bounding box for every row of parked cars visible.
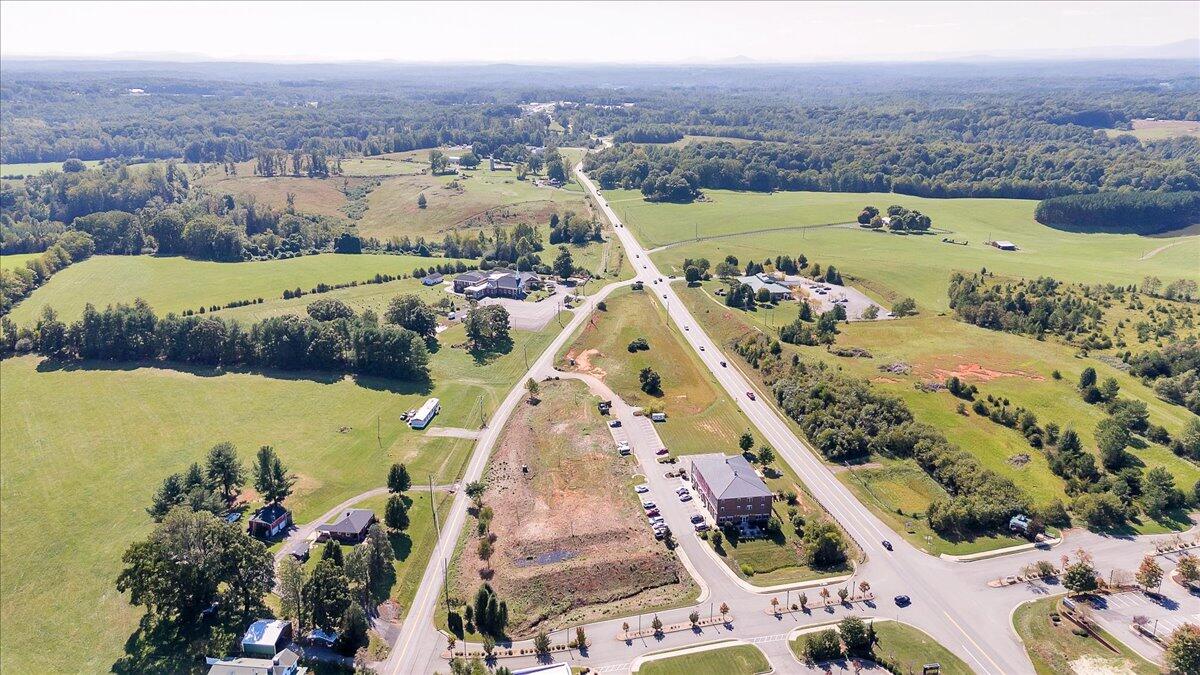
[635,486,672,540]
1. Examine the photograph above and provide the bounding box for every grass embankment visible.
[638,643,771,674]
[1013,597,1159,675]
[0,252,38,270]
[7,253,472,325]
[787,621,971,675]
[676,284,1199,553]
[0,307,566,671]
[445,379,696,638]
[600,188,1198,311]
[558,287,746,454]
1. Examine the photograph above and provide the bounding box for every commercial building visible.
[690,453,773,527]
[736,273,792,301]
[453,268,541,300]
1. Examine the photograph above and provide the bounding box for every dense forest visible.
[1034,191,1200,234]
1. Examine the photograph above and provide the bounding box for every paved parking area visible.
[445,285,572,331]
[791,278,891,321]
[1087,590,1200,662]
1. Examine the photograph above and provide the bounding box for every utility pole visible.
[429,474,440,538]
[523,342,529,370]
[442,558,452,622]
[376,415,382,452]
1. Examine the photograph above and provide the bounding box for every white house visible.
[409,398,441,429]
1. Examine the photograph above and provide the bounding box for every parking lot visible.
[445,284,573,331]
[1087,589,1200,660]
[792,278,891,321]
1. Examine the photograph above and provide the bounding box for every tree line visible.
[6,296,432,380]
[1035,191,1200,234]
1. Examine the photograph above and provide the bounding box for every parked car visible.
[642,501,656,509]
[609,419,622,428]
[676,487,688,495]
[894,595,911,607]
[653,530,665,540]
[635,484,650,493]
[646,509,660,518]
[746,391,756,400]
[679,493,692,502]
[656,448,669,456]
[690,514,705,524]
[693,522,709,532]
[224,512,242,524]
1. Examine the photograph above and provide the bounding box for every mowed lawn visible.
[1,252,38,270]
[558,287,748,454]
[786,621,971,675]
[1013,597,1158,675]
[0,309,564,671]
[638,643,771,675]
[603,188,1199,311]
[7,253,470,325]
[347,490,453,614]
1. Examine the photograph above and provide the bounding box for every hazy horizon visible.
[2,1,1197,65]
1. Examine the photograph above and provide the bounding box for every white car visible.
[642,501,656,510]
[635,484,650,494]
[649,516,665,525]
[679,493,693,502]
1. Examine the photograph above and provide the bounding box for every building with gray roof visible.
[689,453,773,526]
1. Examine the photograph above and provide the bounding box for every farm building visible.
[991,240,1018,251]
[409,397,440,429]
[316,508,377,544]
[690,453,773,527]
[736,273,792,301]
[452,268,541,299]
[247,503,292,539]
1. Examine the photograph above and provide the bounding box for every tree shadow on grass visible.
[114,610,243,674]
[35,357,434,396]
[467,337,514,366]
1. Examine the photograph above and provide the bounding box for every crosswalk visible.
[593,663,631,673]
[748,632,789,644]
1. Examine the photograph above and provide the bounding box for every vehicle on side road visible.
[746,391,756,400]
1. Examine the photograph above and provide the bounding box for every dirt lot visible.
[451,379,692,636]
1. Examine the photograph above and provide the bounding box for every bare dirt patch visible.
[564,347,607,379]
[1067,655,1139,675]
[452,379,690,636]
[932,362,1045,382]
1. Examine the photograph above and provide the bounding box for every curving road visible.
[374,160,1198,674]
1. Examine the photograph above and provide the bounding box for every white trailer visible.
[409,398,441,429]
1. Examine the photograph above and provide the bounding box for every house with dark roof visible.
[247,503,292,539]
[422,271,444,286]
[689,453,773,527]
[316,508,377,544]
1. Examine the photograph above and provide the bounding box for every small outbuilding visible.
[240,619,293,658]
[247,503,292,539]
[422,272,444,286]
[409,397,441,429]
[991,240,1018,251]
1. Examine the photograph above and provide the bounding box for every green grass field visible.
[0,159,103,176]
[674,283,1199,550]
[0,303,566,671]
[603,188,1198,312]
[1013,597,1158,675]
[1104,120,1200,142]
[557,287,747,454]
[638,643,771,675]
[0,252,38,270]
[6,253,470,325]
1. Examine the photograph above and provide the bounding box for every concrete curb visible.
[940,536,1062,562]
[629,637,773,674]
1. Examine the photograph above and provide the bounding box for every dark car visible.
[720,361,727,367]
[882,540,893,551]
[746,391,756,401]
[894,595,911,607]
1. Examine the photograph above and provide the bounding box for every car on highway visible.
[656,447,669,455]
[663,294,667,298]
[635,484,649,493]
[894,595,911,607]
[746,391,756,400]
[699,345,705,351]
[720,360,727,367]
[684,326,689,331]
[882,540,893,551]
[643,265,648,269]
